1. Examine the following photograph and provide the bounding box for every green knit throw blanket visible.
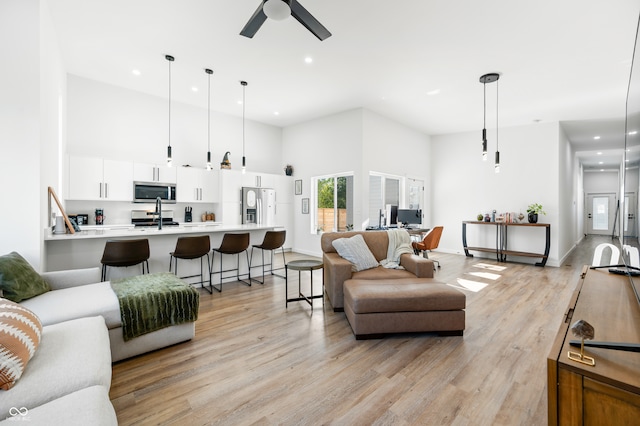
[111,272,199,341]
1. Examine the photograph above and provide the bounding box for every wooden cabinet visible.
[133,162,177,184]
[176,167,218,203]
[67,156,133,201]
[548,266,640,425]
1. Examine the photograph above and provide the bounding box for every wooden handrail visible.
[48,186,75,234]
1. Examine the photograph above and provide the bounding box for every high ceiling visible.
[47,0,639,167]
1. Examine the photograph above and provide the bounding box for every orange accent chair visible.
[412,226,443,268]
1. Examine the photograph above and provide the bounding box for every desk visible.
[547,266,640,424]
[462,221,550,266]
[285,260,324,310]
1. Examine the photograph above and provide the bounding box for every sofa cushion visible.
[352,265,417,281]
[0,316,112,420]
[322,231,389,261]
[0,252,50,303]
[20,282,120,329]
[0,299,42,390]
[0,385,117,426]
[332,234,379,272]
[344,279,466,314]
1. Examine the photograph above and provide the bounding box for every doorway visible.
[586,193,617,236]
[625,192,638,238]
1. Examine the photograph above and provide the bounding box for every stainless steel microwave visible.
[133,181,177,203]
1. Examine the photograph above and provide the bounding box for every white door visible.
[407,178,425,225]
[586,193,617,235]
[625,192,637,238]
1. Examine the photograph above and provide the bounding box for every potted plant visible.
[526,203,546,223]
[284,165,293,176]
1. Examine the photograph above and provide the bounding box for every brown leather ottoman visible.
[343,278,466,339]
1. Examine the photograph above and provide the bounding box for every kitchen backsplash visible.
[64,200,221,226]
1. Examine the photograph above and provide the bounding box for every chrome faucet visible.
[155,197,162,230]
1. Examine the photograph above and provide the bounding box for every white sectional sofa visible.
[21,267,196,362]
[0,316,117,424]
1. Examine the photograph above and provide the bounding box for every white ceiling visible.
[47,0,640,167]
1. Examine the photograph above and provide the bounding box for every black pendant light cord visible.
[241,81,247,169]
[165,55,175,166]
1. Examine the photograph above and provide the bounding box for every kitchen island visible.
[44,223,280,285]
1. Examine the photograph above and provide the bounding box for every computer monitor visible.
[397,209,421,226]
[386,205,398,226]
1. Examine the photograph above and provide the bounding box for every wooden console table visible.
[461,221,550,266]
[547,266,640,425]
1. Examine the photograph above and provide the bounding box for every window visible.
[368,172,403,227]
[312,173,354,232]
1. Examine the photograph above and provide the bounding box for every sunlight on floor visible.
[467,271,501,280]
[449,278,489,293]
[473,263,507,272]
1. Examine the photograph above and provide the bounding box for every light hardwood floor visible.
[109,235,619,425]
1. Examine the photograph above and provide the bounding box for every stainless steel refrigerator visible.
[241,187,276,225]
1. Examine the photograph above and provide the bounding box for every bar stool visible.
[250,230,286,284]
[169,235,212,293]
[209,233,251,292]
[100,239,150,281]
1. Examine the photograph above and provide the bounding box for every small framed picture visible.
[302,198,309,214]
[295,179,302,195]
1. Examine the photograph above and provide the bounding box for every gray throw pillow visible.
[0,252,50,303]
[331,234,379,272]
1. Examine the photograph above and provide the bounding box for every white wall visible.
[0,0,64,270]
[283,108,432,257]
[67,75,283,174]
[362,110,431,225]
[282,109,364,256]
[558,125,578,263]
[431,122,564,266]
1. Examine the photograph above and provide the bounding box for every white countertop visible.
[44,222,279,241]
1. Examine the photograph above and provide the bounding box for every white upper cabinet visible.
[220,169,242,203]
[133,162,177,184]
[176,167,218,203]
[67,156,133,201]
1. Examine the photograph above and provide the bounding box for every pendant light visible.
[479,73,500,171]
[205,68,213,171]
[166,54,175,167]
[241,80,248,174]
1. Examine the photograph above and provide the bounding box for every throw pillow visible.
[332,234,379,272]
[0,252,50,303]
[0,298,43,390]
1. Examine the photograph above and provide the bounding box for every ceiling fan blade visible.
[289,0,332,41]
[240,2,268,38]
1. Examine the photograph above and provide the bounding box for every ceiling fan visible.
[240,0,332,41]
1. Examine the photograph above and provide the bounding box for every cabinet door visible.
[201,169,219,203]
[133,162,177,183]
[103,159,133,201]
[274,203,293,249]
[220,169,242,203]
[158,165,177,184]
[68,156,103,200]
[176,167,200,203]
[273,175,293,204]
[220,202,241,225]
[133,162,157,182]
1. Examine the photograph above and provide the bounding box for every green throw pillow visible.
[0,252,50,303]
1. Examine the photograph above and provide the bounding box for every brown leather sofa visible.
[321,231,437,311]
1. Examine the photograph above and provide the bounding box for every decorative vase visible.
[528,213,538,224]
[284,165,293,176]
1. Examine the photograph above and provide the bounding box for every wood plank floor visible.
[109,235,621,425]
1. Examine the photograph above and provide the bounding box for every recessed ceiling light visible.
[273,111,280,116]
[132,69,141,76]
[594,136,601,140]
[599,161,603,164]
[237,100,243,105]
[426,89,440,96]
[191,87,198,92]
[597,152,603,155]
[304,57,313,64]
